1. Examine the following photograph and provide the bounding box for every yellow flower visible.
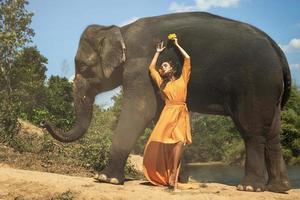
[168,33,177,40]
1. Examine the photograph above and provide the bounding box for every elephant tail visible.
[268,37,292,109]
[250,25,292,109]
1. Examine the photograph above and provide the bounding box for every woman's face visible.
[159,62,172,76]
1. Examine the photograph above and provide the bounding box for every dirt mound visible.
[128,154,143,173]
[18,118,44,136]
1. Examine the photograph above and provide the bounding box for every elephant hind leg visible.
[229,98,291,193]
[265,104,291,192]
[228,101,269,192]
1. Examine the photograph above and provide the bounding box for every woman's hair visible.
[158,61,178,99]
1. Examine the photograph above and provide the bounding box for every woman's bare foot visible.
[168,172,176,188]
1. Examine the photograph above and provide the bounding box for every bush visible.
[184,113,242,163]
[0,98,20,144]
[223,139,245,165]
[280,85,300,164]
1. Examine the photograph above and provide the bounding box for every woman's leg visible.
[169,141,184,187]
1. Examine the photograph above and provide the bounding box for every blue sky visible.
[27,0,300,108]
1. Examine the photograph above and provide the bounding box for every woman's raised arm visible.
[173,38,191,83]
[149,41,165,87]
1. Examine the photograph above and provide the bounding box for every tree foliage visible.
[32,75,75,129]
[281,85,300,165]
[12,46,47,118]
[0,0,34,140]
[0,0,73,142]
[184,113,243,164]
[0,0,34,96]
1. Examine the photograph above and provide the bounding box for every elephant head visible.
[42,25,126,143]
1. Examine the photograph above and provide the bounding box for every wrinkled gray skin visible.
[43,12,292,192]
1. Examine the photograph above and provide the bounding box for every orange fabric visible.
[143,58,192,187]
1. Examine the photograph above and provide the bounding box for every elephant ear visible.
[98,25,126,78]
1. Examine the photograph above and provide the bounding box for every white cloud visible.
[280,38,300,53]
[169,2,195,12]
[296,22,300,27]
[291,63,300,69]
[169,0,240,12]
[119,17,139,26]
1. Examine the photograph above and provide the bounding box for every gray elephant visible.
[43,12,292,192]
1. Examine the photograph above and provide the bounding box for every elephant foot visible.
[94,168,125,185]
[236,181,266,192]
[266,179,291,193]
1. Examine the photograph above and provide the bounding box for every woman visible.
[143,36,192,191]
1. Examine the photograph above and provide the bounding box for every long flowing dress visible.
[143,58,192,187]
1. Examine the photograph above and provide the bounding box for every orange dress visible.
[143,58,192,187]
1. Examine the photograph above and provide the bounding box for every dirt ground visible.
[1,121,299,199]
[0,164,299,200]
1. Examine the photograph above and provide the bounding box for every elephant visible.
[42,12,292,192]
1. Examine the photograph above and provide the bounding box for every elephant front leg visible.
[95,90,156,184]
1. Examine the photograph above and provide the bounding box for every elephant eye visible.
[75,50,98,67]
[98,38,106,50]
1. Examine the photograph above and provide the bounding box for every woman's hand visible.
[156,41,166,53]
[172,37,190,59]
[150,41,164,69]
[173,37,179,46]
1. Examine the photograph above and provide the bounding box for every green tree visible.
[184,113,242,163]
[32,75,75,129]
[109,88,123,117]
[0,0,34,140]
[281,85,300,165]
[12,46,48,119]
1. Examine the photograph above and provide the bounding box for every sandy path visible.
[0,166,299,200]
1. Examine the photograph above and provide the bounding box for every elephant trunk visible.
[42,75,95,143]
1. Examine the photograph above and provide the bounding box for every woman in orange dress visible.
[143,36,192,190]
